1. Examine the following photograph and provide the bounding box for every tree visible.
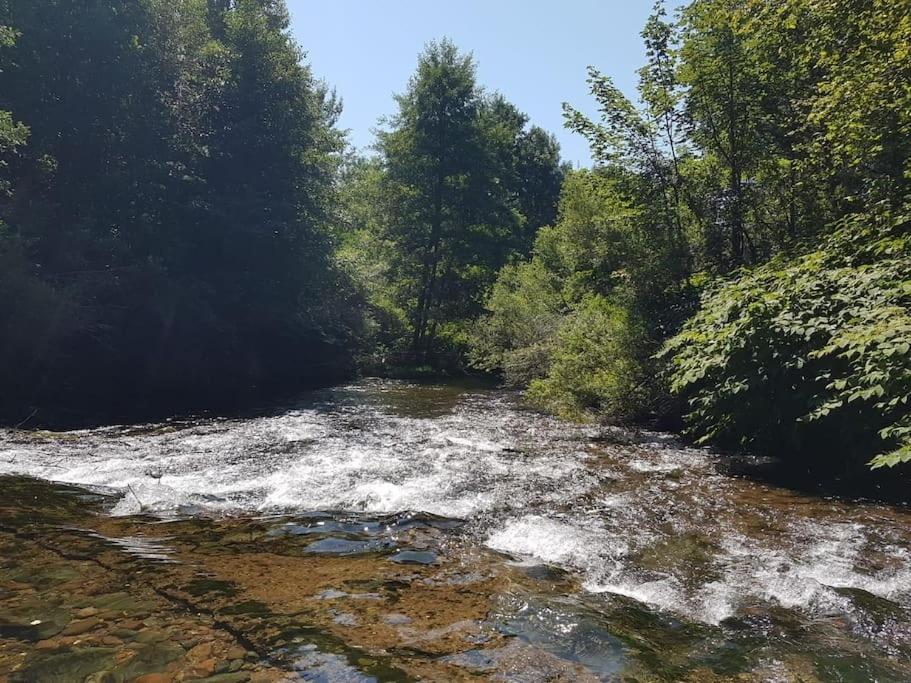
[0,0,358,422]
[374,39,563,360]
[677,0,770,268]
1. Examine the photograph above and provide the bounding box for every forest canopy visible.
[1,0,908,473]
[0,0,360,422]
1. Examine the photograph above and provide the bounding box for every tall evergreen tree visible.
[0,0,356,422]
[375,39,563,359]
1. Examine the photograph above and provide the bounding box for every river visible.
[1,379,910,681]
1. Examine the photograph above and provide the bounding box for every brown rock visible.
[133,674,173,683]
[34,639,57,651]
[225,646,247,660]
[61,618,100,636]
[248,674,277,683]
[76,607,99,618]
[187,641,214,661]
[189,657,217,678]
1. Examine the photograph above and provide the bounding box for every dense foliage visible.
[664,205,911,468]
[471,0,911,471]
[339,40,565,369]
[1,0,907,474]
[0,0,357,422]
[469,169,670,419]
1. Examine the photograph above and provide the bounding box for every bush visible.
[469,258,564,386]
[663,205,911,468]
[526,295,656,421]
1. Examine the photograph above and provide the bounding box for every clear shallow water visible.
[3,378,911,678]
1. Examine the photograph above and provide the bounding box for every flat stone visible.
[194,674,251,683]
[388,550,438,565]
[225,646,247,660]
[135,629,169,644]
[76,607,99,618]
[13,646,116,681]
[62,617,100,636]
[187,640,214,661]
[133,674,173,683]
[314,589,348,600]
[116,642,184,680]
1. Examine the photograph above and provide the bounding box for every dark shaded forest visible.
[1,0,909,474]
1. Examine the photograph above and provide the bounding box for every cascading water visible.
[2,378,910,681]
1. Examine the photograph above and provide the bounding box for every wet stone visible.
[132,675,172,683]
[0,605,70,641]
[84,671,125,683]
[90,592,146,613]
[61,616,101,636]
[187,640,214,661]
[190,657,218,677]
[225,645,248,660]
[193,673,251,683]
[10,646,116,682]
[135,628,170,644]
[304,537,385,555]
[116,641,184,680]
[388,550,438,565]
[314,589,348,600]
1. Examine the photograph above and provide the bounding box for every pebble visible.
[225,646,247,660]
[135,629,170,644]
[190,657,218,677]
[133,674,173,683]
[194,674,251,683]
[62,617,100,636]
[187,640,214,661]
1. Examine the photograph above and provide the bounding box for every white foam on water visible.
[487,515,626,569]
[2,379,911,630]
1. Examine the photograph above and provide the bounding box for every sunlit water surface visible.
[2,379,911,680]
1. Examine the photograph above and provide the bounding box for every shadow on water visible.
[13,374,501,432]
[591,423,911,507]
[718,452,911,508]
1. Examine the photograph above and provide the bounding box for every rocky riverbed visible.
[2,379,911,681]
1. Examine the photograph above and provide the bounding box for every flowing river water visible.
[1,379,910,682]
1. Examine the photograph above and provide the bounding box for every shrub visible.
[469,258,564,386]
[663,204,911,468]
[526,295,656,421]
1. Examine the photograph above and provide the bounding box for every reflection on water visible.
[1,378,911,681]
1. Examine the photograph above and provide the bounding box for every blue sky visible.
[288,1,686,167]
